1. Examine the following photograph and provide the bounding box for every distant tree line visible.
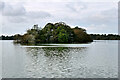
[90,34,120,40]
[1,22,120,43]
[0,35,14,40]
[1,34,120,40]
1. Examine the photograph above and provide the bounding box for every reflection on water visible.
[24,47,88,78]
[26,47,87,59]
[2,40,118,78]
[24,46,118,78]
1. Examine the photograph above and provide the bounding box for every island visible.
[13,22,93,44]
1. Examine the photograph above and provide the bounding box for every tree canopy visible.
[13,22,93,44]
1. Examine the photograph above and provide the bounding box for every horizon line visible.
[0,33,119,36]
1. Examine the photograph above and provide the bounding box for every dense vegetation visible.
[0,35,14,40]
[13,22,93,44]
[90,34,120,40]
[2,34,119,41]
[1,22,120,43]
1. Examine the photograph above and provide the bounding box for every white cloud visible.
[84,7,118,25]
[1,2,52,23]
[0,2,4,11]
[66,2,87,12]
[2,0,119,2]
[0,1,118,35]
[2,3,26,16]
[87,24,117,34]
[26,11,51,19]
[7,16,27,23]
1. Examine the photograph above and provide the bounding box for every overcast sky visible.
[0,0,119,35]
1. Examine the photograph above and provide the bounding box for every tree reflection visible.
[25,47,87,59]
[24,47,88,78]
[42,47,70,58]
[26,47,39,59]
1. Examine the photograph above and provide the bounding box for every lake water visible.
[0,40,118,78]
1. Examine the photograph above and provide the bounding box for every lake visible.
[0,40,118,78]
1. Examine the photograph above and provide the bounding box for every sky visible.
[0,0,119,35]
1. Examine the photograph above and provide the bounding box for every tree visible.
[21,34,35,44]
[14,22,93,44]
[73,27,92,43]
[58,29,69,43]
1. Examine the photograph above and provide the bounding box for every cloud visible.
[6,11,52,23]
[87,24,117,33]
[2,0,119,3]
[26,11,51,19]
[88,24,107,30]
[101,8,117,19]
[7,16,27,23]
[0,2,4,11]
[0,1,118,35]
[66,2,87,12]
[2,3,26,16]
[1,2,51,23]
[82,7,118,25]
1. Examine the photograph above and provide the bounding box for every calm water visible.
[1,40,118,78]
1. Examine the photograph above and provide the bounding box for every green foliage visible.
[0,35,14,40]
[2,25,120,43]
[90,34,120,40]
[12,22,94,44]
[73,28,93,43]
[58,29,69,43]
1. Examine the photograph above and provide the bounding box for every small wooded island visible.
[14,22,93,44]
